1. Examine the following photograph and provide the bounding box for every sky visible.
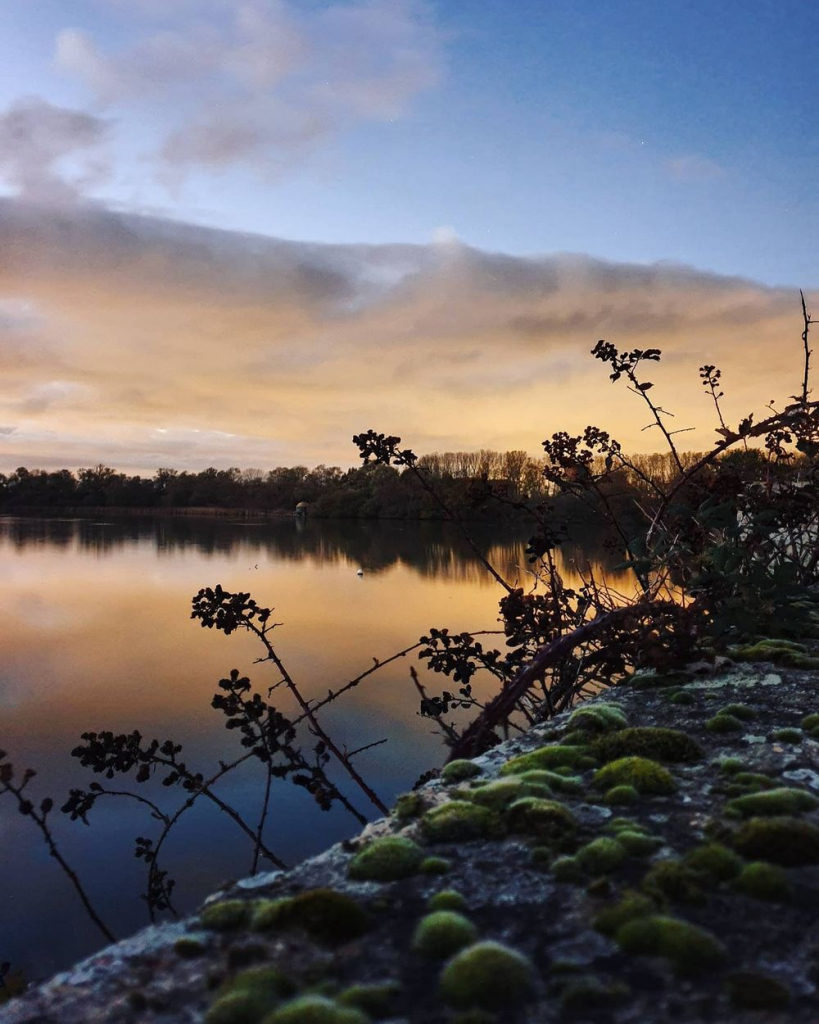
[0,0,816,473]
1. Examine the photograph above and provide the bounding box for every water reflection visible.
[0,515,629,983]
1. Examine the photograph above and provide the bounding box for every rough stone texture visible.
[4,656,819,1023]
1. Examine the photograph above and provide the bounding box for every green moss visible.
[504,797,577,843]
[393,792,425,822]
[517,769,583,794]
[255,889,368,945]
[559,978,629,1013]
[174,937,205,958]
[226,967,296,1000]
[267,996,368,1024]
[337,982,399,1018]
[772,728,803,744]
[732,815,819,865]
[730,638,819,667]
[427,889,467,912]
[419,856,451,876]
[669,691,695,706]
[642,860,706,904]
[530,846,552,870]
[594,727,702,764]
[552,855,584,882]
[719,703,756,721]
[412,910,478,958]
[801,712,819,731]
[206,991,273,1024]
[568,703,628,734]
[727,787,818,817]
[606,817,649,834]
[683,843,742,883]
[734,861,792,901]
[500,745,596,775]
[420,800,501,843]
[725,972,791,1010]
[615,915,726,975]
[438,941,534,1009]
[442,760,483,784]
[731,772,777,792]
[576,837,626,873]
[464,778,550,810]
[705,713,743,733]
[717,756,745,775]
[200,899,251,932]
[348,836,422,881]
[616,830,661,856]
[603,784,639,805]
[593,891,655,937]
[593,756,676,795]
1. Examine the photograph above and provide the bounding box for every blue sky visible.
[1,0,816,285]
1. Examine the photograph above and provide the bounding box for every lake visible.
[0,514,626,983]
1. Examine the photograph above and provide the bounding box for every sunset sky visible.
[0,0,817,473]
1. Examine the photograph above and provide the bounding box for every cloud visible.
[665,154,727,183]
[0,97,110,202]
[0,426,16,436]
[0,198,809,473]
[55,0,440,180]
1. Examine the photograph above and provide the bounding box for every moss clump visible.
[428,889,467,912]
[642,860,706,905]
[725,972,791,1010]
[174,937,205,958]
[606,817,649,834]
[726,787,818,817]
[464,778,549,810]
[200,899,251,932]
[552,855,584,882]
[442,760,483,784]
[268,996,368,1024]
[801,712,819,732]
[616,830,660,856]
[255,889,367,945]
[206,991,273,1024]
[670,691,695,706]
[500,745,596,775]
[530,846,552,870]
[603,784,639,805]
[504,797,577,843]
[412,910,478,958]
[577,836,626,873]
[593,756,676,796]
[420,856,451,876]
[717,756,745,775]
[772,728,802,744]
[683,843,742,883]
[568,703,628,735]
[393,791,425,822]
[730,638,819,667]
[337,981,399,1017]
[348,835,422,881]
[251,898,292,932]
[731,772,777,792]
[594,727,702,764]
[705,713,743,733]
[732,815,819,865]
[439,941,534,1009]
[615,915,726,975]
[593,891,655,936]
[719,703,756,721]
[734,861,791,901]
[517,768,583,794]
[560,978,629,1013]
[421,801,501,843]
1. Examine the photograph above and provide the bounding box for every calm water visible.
[0,515,626,982]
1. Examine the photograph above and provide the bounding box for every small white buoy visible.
[356,568,364,576]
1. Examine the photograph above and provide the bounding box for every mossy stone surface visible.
[593,756,676,795]
[732,816,819,865]
[438,941,534,1009]
[393,792,425,823]
[411,910,477,958]
[420,800,501,843]
[615,915,726,975]
[174,937,205,958]
[500,744,596,775]
[263,889,368,945]
[594,726,702,764]
[201,899,251,932]
[348,836,423,881]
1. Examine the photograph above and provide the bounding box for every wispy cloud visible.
[665,154,727,183]
[0,199,808,473]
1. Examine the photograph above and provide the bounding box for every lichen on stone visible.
[412,910,478,958]
[593,756,676,795]
[438,941,534,1009]
[348,835,423,881]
